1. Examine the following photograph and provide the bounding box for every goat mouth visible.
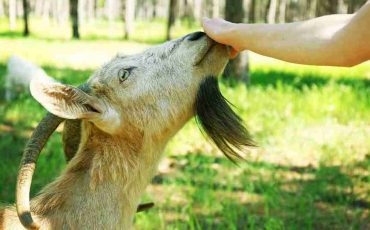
[193,40,216,66]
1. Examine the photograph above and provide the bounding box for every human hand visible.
[202,17,240,59]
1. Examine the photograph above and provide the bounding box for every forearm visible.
[232,1,369,66]
[203,1,370,66]
[234,15,351,66]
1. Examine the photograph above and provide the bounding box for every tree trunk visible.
[224,0,249,83]
[34,0,43,16]
[347,0,367,13]
[9,0,16,30]
[337,0,346,13]
[182,0,194,19]
[266,0,277,23]
[86,0,95,22]
[307,0,317,19]
[70,0,80,39]
[277,0,286,22]
[152,0,158,18]
[316,0,338,16]
[248,0,256,22]
[78,0,85,25]
[194,0,202,21]
[124,0,135,39]
[22,0,29,36]
[0,0,4,17]
[105,0,114,23]
[212,0,219,18]
[166,0,177,40]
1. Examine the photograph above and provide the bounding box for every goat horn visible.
[16,113,64,230]
[136,202,155,213]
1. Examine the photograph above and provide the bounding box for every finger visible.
[230,48,239,59]
[202,17,228,42]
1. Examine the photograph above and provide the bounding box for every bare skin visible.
[203,1,370,67]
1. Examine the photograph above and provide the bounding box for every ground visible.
[0,18,369,229]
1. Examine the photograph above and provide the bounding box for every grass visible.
[0,19,369,229]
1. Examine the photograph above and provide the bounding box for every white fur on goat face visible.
[31,34,229,136]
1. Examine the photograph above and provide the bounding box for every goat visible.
[0,32,254,229]
[4,56,45,101]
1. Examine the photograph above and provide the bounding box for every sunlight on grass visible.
[0,19,369,229]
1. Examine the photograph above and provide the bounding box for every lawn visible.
[0,19,369,229]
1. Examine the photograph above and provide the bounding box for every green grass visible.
[0,19,369,229]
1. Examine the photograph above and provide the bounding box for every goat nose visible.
[186,31,206,41]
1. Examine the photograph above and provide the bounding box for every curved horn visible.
[137,202,155,213]
[16,113,64,230]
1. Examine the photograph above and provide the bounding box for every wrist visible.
[231,23,250,52]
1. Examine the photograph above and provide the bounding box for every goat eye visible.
[118,69,129,83]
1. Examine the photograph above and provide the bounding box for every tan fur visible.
[2,34,229,229]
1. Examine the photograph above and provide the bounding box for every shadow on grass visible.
[152,153,369,229]
[0,122,65,204]
[0,61,369,229]
[222,69,370,90]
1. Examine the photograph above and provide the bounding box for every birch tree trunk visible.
[105,0,114,23]
[87,0,95,22]
[224,0,249,83]
[9,0,17,30]
[248,0,256,22]
[277,0,286,22]
[307,0,317,19]
[347,0,366,13]
[152,0,158,18]
[166,0,177,40]
[78,0,85,25]
[70,0,80,39]
[212,0,219,18]
[194,0,202,21]
[316,0,338,16]
[22,0,29,36]
[266,0,277,23]
[0,0,4,17]
[34,0,43,16]
[124,0,135,39]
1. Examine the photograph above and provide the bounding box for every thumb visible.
[202,17,230,41]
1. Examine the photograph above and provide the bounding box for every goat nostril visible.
[186,31,206,41]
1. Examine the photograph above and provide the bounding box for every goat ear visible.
[30,76,103,120]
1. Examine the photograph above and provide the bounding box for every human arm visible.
[202,1,370,67]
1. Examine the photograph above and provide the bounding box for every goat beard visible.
[195,76,255,163]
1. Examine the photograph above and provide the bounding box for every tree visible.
[266,0,278,23]
[0,0,4,17]
[348,0,367,13]
[307,0,317,19]
[124,0,135,39]
[70,0,80,39]
[224,0,249,82]
[194,0,202,21]
[212,0,220,18]
[166,0,177,40]
[277,0,287,22]
[22,0,29,36]
[248,0,256,22]
[9,0,16,30]
[87,0,96,22]
[152,0,158,18]
[316,0,338,16]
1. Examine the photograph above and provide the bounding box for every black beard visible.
[195,76,255,163]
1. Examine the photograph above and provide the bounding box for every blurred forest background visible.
[0,0,369,229]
